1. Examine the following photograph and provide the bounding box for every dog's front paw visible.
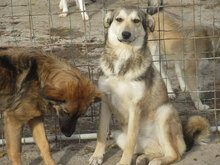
[81,13,89,21]
[168,93,176,99]
[197,103,210,110]
[59,13,68,17]
[89,155,103,165]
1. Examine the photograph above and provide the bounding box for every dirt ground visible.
[0,0,220,164]
[0,136,220,165]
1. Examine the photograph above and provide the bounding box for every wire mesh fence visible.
[0,0,219,164]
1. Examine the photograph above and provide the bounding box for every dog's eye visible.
[133,19,140,23]
[116,18,123,22]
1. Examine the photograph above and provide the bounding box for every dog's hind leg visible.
[59,0,68,17]
[150,41,176,99]
[4,112,24,165]
[148,105,182,165]
[184,60,209,110]
[28,116,56,165]
[174,62,189,93]
[59,0,63,10]
[76,0,89,21]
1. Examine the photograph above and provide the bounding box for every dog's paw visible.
[168,93,176,99]
[89,155,103,165]
[180,86,188,92]
[197,103,210,110]
[81,13,89,21]
[179,81,189,92]
[59,13,68,17]
[136,155,148,165]
[149,159,162,165]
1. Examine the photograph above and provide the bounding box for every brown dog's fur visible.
[148,11,220,110]
[0,48,102,165]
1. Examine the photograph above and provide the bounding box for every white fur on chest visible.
[100,47,132,76]
[114,47,132,74]
[98,76,145,112]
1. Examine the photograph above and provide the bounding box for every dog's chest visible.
[102,46,134,76]
[113,48,132,74]
[98,76,145,117]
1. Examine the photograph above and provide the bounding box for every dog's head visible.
[39,76,102,137]
[104,7,155,45]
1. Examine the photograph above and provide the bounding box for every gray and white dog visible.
[89,6,210,165]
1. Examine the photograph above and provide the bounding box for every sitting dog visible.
[89,7,210,165]
[59,0,89,20]
[0,48,102,165]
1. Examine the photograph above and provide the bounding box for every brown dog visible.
[148,10,220,110]
[0,48,102,165]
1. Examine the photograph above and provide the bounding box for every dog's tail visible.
[183,116,210,151]
[147,0,164,15]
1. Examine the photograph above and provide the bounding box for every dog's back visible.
[149,11,215,60]
[0,48,46,113]
[0,49,36,92]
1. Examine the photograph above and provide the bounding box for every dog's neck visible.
[100,38,152,80]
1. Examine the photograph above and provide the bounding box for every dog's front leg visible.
[4,112,24,165]
[59,0,68,17]
[117,105,141,165]
[149,40,176,99]
[76,0,89,20]
[89,97,112,165]
[28,116,56,165]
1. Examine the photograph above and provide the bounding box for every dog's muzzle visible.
[122,31,131,39]
[59,112,79,137]
[118,31,135,43]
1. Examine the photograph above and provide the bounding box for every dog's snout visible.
[122,31,131,39]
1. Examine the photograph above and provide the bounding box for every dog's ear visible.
[104,10,114,28]
[146,14,155,32]
[147,0,164,15]
[140,10,155,32]
[39,85,65,103]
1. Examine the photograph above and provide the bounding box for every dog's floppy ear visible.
[104,10,114,28]
[39,85,65,103]
[140,10,155,32]
[147,15,155,32]
[147,0,164,15]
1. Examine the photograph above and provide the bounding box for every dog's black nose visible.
[122,31,131,39]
